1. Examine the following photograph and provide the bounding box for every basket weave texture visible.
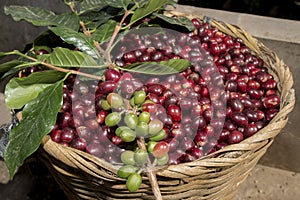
[39,11,295,200]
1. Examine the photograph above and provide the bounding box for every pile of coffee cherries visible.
[47,17,280,188]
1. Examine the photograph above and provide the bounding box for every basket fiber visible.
[38,11,295,200]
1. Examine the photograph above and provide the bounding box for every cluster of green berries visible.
[101,90,170,192]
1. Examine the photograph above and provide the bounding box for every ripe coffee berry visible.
[167,104,182,122]
[152,141,169,159]
[228,130,244,144]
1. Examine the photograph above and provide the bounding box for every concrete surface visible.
[235,165,300,200]
[257,39,300,173]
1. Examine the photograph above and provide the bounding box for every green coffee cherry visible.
[126,173,142,192]
[149,129,166,141]
[134,90,146,105]
[107,93,124,109]
[120,129,136,142]
[147,141,157,153]
[156,154,169,166]
[117,165,138,179]
[134,149,148,165]
[100,99,111,110]
[124,113,138,129]
[148,119,163,136]
[116,126,131,137]
[138,111,150,124]
[135,121,149,137]
[105,112,121,127]
[121,150,136,166]
[130,97,135,107]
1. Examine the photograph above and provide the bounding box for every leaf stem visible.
[137,137,162,200]
[79,21,91,37]
[68,2,105,55]
[104,10,132,64]
[14,51,104,80]
[68,3,77,14]
[94,41,105,54]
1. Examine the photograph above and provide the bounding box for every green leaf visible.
[0,60,41,80]
[92,20,117,43]
[49,26,100,59]
[153,13,195,31]
[4,6,80,30]
[52,13,80,30]
[120,59,190,75]
[0,51,17,61]
[45,47,102,68]
[5,70,66,109]
[78,68,106,81]
[130,0,167,25]
[4,80,64,179]
[79,11,113,29]
[79,0,131,14]
[0,60,25,74]
[0,52,8,60]
[106,0,131,9]
[80,0,108,14]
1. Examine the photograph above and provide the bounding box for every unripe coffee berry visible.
[107,93,124,109]
[149,129,166,141]
[134,149,148,165]
[126,173,142,192]
[124,113,138,129]
[138,111,150,124]
[105,112,121,127]
[147,141,157,153]
[135,121,149,137]
[157,154,169,166]
[121,150,136,165]
[120,129,136,142]
[148,119,163,136]
[117,165,138,179]
[134,90,146,105]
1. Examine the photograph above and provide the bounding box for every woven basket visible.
[38,11,295,200]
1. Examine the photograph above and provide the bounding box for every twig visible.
[80,21,105,55]
[67,2,76,13]
[80,21,91,37]
[17,52,104,80]
[104,10,131,63]
[94,41,105,54]
[137,138,162,200]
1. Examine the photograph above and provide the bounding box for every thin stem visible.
[66,2,77,15]
[80,21,105,55]
[67,3,104,55]
[104,10,131,64]
[15,51,104,80]
[94,41,105,54]
[80,21,91,37]
[137,138,162,200]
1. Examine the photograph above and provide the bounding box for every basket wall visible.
[38,11,295,200]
